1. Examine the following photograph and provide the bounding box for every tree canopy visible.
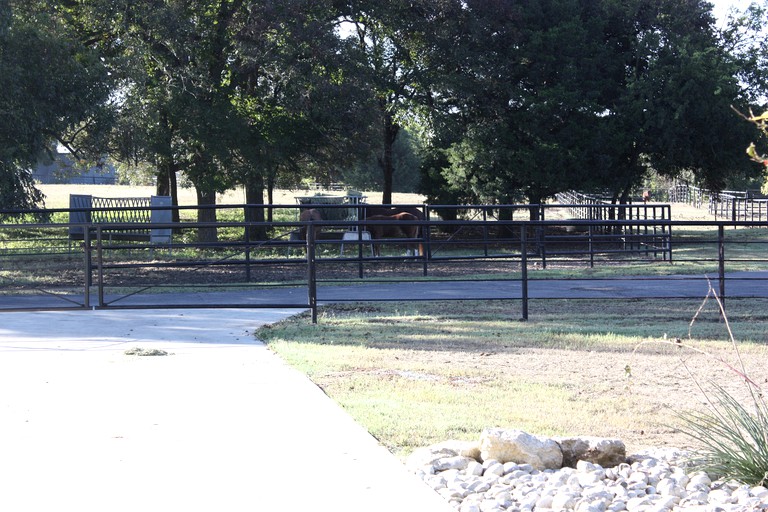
[1,0,766,214]
[0,0,112,211]
[422,0,758,214]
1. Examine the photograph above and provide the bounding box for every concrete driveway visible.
[0,308,453,512]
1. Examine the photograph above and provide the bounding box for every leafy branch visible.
[734,106,768,169]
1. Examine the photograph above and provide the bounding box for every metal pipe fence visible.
[668,181,768,221]
[0,204,765,323]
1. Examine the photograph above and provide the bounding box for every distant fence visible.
[555,191,671,222]
[669,181,768,221]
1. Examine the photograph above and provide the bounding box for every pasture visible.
[0,184,766,309]
[37,184,426,211]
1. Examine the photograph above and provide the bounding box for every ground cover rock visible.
[557,436,627,468]
[479,428,563,470]
[411,430,768,511]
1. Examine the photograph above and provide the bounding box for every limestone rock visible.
[406,439,481,472]
[556,436,627,468]
[478,428,563,470]
[433,440,482,461]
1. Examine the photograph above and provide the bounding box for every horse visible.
[289,208,323,246]
[364,212,423,257]
[361,206,425,255]
[299,208,323,240]
[362,206,425,222]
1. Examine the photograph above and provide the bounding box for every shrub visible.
[677,382,768,486]
[674,282,768,486]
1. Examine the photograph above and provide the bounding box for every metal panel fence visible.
[0,203,765,323]
[668,181,768,221]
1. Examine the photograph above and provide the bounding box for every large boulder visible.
[479,428,563,470]
[556,436,627,468]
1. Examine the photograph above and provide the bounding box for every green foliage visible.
[0,1,112,212]
[721,0,768,106]
[340,128,423,193]
[114,161,155,186]
[335,0,439,203]
[677,383,768,486]
[425,0,756,207]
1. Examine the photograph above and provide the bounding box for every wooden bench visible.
[69,194,172,243]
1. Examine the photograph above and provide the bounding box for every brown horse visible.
[361,206,425,254]
[364,212,423,256]
[362,206,425,223]
[290,208,323,242]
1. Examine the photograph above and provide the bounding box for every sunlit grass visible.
[257,299,768,457]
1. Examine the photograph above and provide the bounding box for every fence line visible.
[669,181,768,221]
[0,204,765,323]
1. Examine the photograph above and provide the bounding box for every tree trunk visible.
[526,193,543,221]
[156,165,170,197]
[618,185,632,221]
[156,111,180,223]
[266,170,275,223]
[168,165,180,223]
[380,108,399,205]
[196,187,218,243]
[496,201,514,238]
[244,175,267,241]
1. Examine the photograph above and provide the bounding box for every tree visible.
[425,0,756,217]
[423,0,618,217]
[0,0,112,213]
[334,0,437,204]
[721,0,768,191]
[614,0,755,195]
[230,0,373,236]
[69,0,248,241]
[720,0,768,106]
[72,0,370,240]
[339,128,423,192]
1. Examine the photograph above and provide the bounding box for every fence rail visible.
[0,203,765,323]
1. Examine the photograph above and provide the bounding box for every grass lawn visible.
[37,184,426,210]
[256,298,768,460]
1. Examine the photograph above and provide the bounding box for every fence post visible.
[307,223,318,324]
[83,229,91,308]
[422,205,431,276]
[97,228,105,307]
[356,225,365,279]
[718,224,726,313]
[245,243,252,282]
[520,226,529,321]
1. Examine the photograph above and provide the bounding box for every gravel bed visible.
[415,448,768,512]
